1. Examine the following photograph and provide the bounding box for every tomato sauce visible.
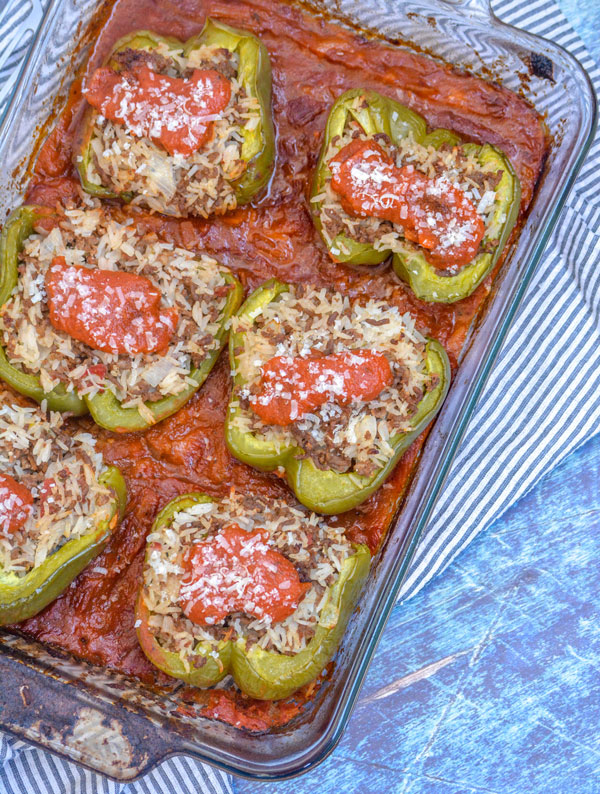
[0,473,33,534]
[329,138,485,269]
[177,670,326,731]
[45,257,178,355]
[17,0,548,728]
[251,349,393,425]
[85,65,231,157]
[180,525,310,625]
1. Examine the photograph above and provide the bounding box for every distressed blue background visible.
[235,4,600,792]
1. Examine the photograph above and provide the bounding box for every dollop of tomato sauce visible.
[329,138,485,270]
[45,256,178,355]
[18,0,548,732]
[251,349,393,426]
[85,64,231,157]
[0,473,33,534]
[180,524,310,625]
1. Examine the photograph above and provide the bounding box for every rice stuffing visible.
[0,387,113,575]
[314,95,506,274]
[0,199,233,414]
[230,284,434,477]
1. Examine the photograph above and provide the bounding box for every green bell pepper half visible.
[311,88,521,303]
[0,206,87,415]
[225,279,451,515]
[0,204,243,431]
[136,491,371,699]
[77,19,275,207]
[0,465,126,625]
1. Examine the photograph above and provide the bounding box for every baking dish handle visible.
[0,642,196,780]
[0,0,46,120]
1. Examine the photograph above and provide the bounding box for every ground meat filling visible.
[112,46,239,82]
[83,42,261,218]
[230,285,432,477]
[313,97,505,275]
[0,199,232,420]
[0,388,113,576]
[141,493,355,665]
[112,48,173,77]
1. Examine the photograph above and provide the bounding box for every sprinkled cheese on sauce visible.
[45,256,178,355]
[0,473,33,534]
[250,350,393,426]
[179,524,310,626]
[329,138,485,270]
[85,64,231,157]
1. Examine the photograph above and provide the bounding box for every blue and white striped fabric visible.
[0,0,598,790]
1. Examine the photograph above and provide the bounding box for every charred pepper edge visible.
[135,491,371,700]
[0,465,126,625]
[0,205,88,415]
[76,20,275,208]
[310,88,521,303]
[0,203,243,430]
[85,272,243,433]
[225,279,451,515]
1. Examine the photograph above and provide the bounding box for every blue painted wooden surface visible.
[556,0,600,63]
[234,8,600,791]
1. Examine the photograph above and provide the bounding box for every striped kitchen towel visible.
[0,0,598,790]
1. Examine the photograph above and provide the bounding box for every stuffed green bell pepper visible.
[225,279,450,515]
[0,201,242,431]
[0,386,126,624]
[311,89,521,303]
[78,19,275,218]
[136,490,370,700]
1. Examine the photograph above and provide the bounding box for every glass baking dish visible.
[0,0,595,782]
